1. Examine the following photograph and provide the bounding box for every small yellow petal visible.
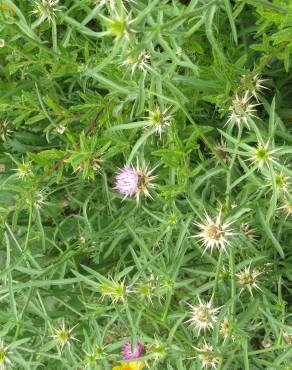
[112,362,145,370]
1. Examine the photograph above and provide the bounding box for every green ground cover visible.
[0,0,292,369]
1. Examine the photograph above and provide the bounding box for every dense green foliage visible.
[0,0,292,369]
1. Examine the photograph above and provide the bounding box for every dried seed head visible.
[220,317,235,342]
[193,210,234,253]
[226,91,258,129]
[213,140,232,164]
[0,120,13,141]
[240,222,258,242]
[0,341,12,370]
[279,199,292,219]
[32,0,60,23]
[56,125,66,134]
[236,266,262,295]
[283,332,292,344]
[121,50,150,75]
[186,298,220,335]
[196,342,219,369]
[240,74,269,101]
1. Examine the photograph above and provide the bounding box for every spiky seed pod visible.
[121,50,150,76]
[186,298,220,335]
[236,266,262,295]
[226,91,258,129]
[145,107,172,138]
[50,319,78,350]
[196,341,219,369]
[98,279,129,303]
[279,199,292,219]
[193,210,234,253]
[32,0,60,23]
[0,341,12,370]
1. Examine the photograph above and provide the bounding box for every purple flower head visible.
[115,165,139,197]
[122,341,143,360]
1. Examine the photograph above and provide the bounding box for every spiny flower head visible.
[186,298,220,335]
[122,341,143,360]
[213,139,231,165]
[240,222,258,242]
[250,142,277,170]
[241,74,269,101]
[193,210,234,253]
[196,341,219,369]
[0,341,12,370]
[115,165,139,197]
[220,317,235,342]
[112,362,145,370]
[115,162,156,205]
[84,345,107,366]
[98,278,129,303]
[51,319,78,350]
[146,107,172,138]
[283,332,292,344]
[279,199,292,219]
[236,266,262,295]
[32,0,60,23]
[226,91,258,129]
[105,13,134,40]
[33,191,47,209]
[0,120,13,141]
[15,160,33,180]
[148,339,167,361]
[272,172,290,193]
[134,279,155,303]
[121,50,150,76]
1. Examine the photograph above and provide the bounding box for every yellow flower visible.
[112,361,145,370]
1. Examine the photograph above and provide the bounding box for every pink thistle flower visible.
[114,162,156,205]
[122,341,143,360]
[115,165,139,198]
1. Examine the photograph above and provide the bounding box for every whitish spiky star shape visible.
[226,91,258,129]
[250,141,278,170]
[236,266,262,295]
[32,0,60,23]
[51,319,78,350]
[186,298,220,335]
[193,211,234,253]
[193,341,219,369]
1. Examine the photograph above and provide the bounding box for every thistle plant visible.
[32,0,60,23]
[236,266,262,295]
[50,320,78,350]
[186,298,220,335]
[195,342,219,369]
[0,0,292,369]
[115,162,156,205]
[193,211,234,253]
